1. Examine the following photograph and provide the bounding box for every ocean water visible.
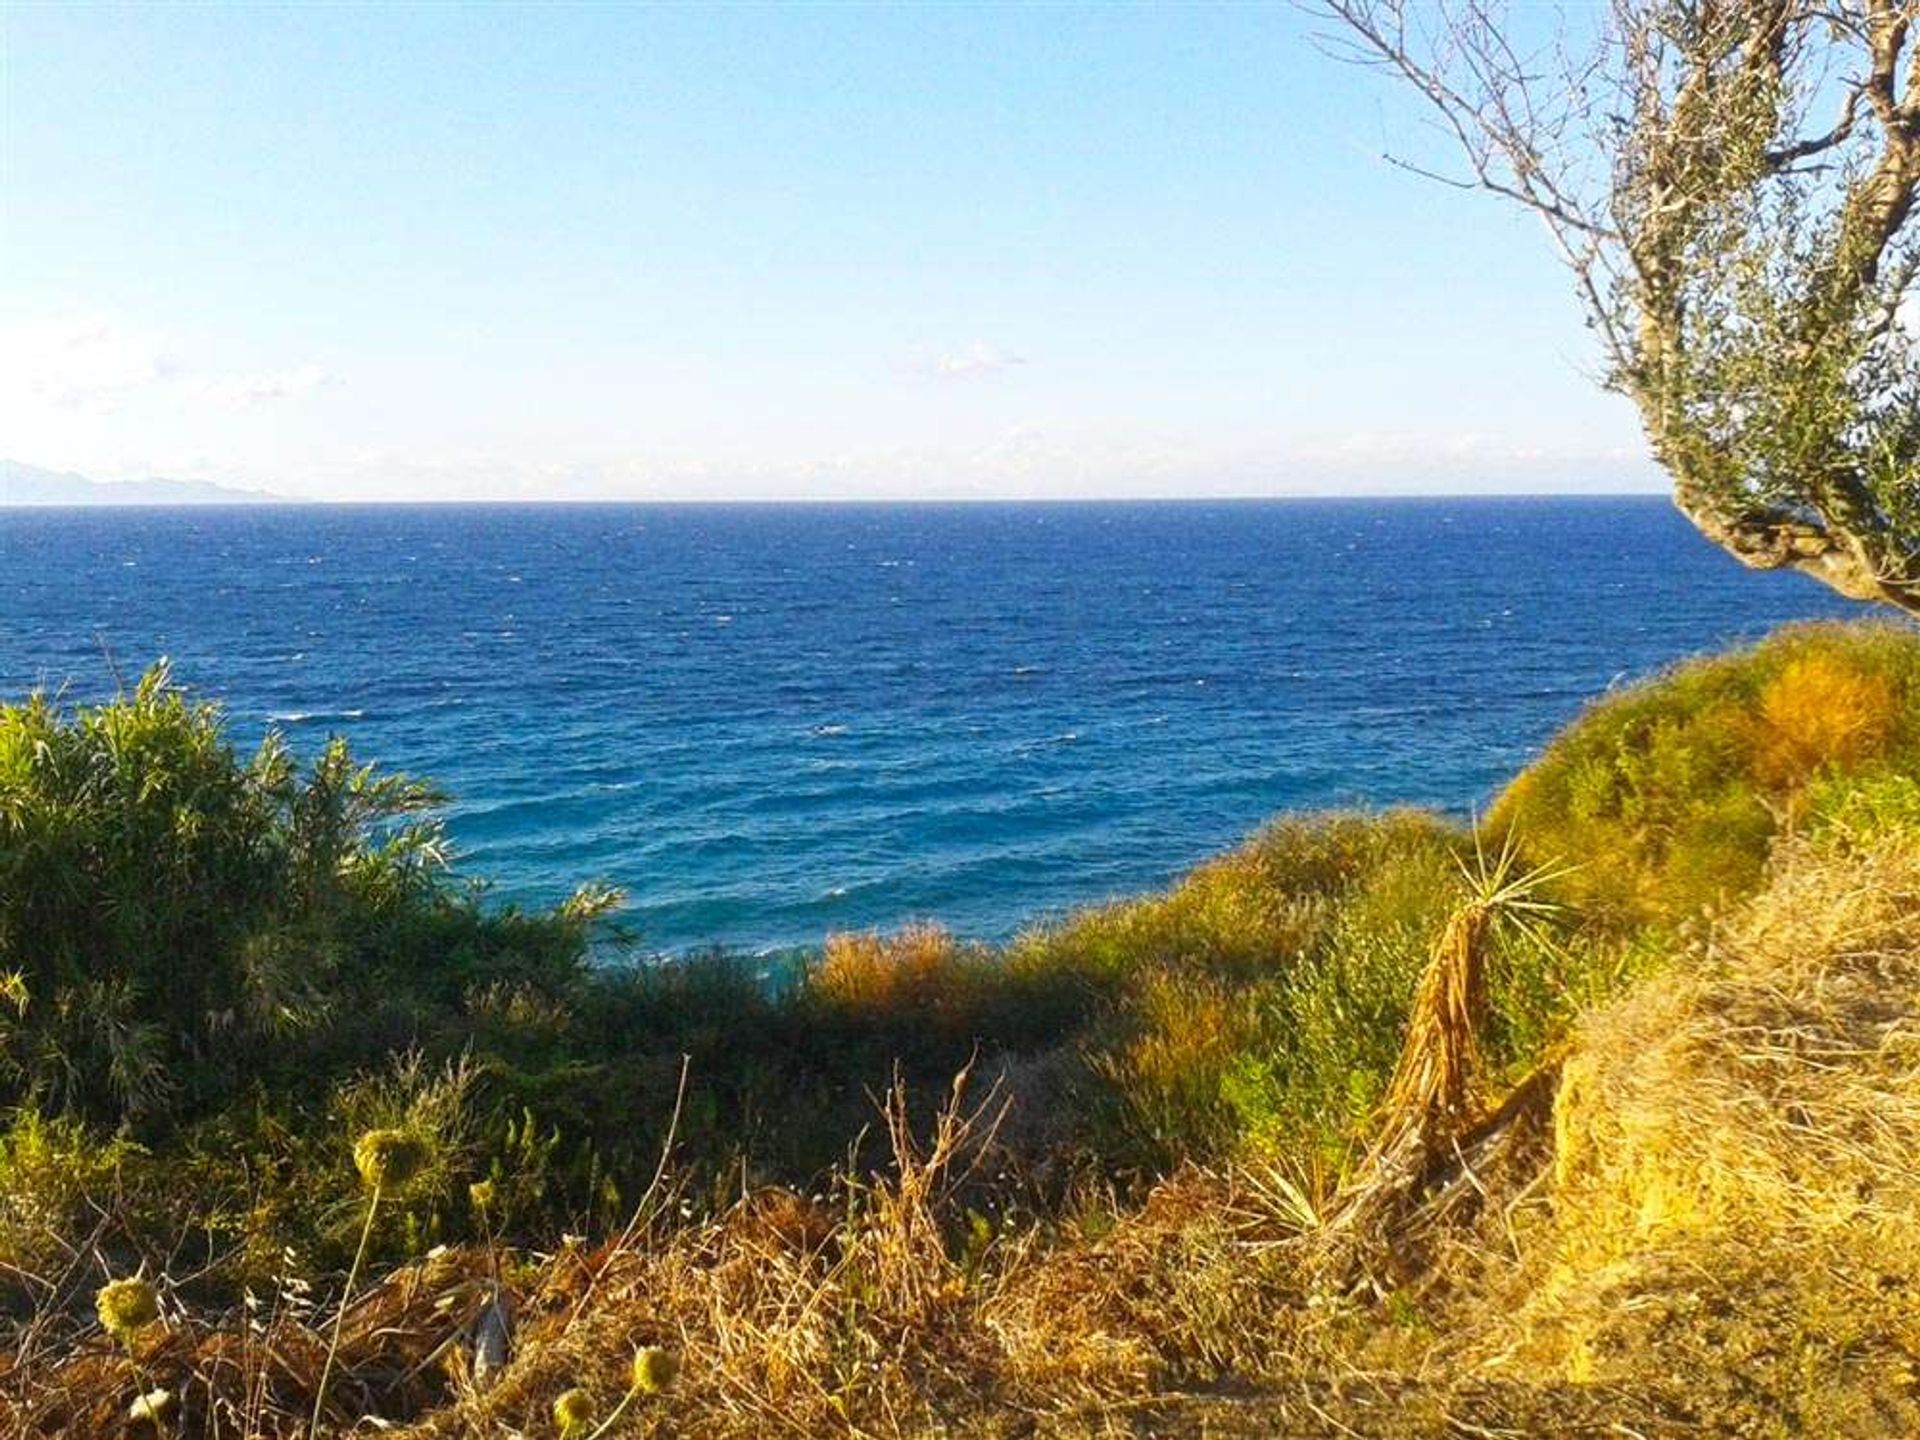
[0,499,1859,952]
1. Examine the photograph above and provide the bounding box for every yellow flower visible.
[352,1128,430,1190]
[96,1277,160,1340]
[469,1178,497,1213]
[631,1345,679,1395]
[552,1386,595,1435]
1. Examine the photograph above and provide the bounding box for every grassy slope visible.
[6,621,1920,1436]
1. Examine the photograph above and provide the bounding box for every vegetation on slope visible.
[2,621,1917,1435]
[1490,621,1920,925]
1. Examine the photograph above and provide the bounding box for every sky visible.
[0,2,1663,503]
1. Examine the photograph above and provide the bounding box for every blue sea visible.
[0,499,1859,953]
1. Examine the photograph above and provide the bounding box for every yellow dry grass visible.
[814,924,965,1013]
[1552,833,1920,1259]
[1465,832,1920,1430]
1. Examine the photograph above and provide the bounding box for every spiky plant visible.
[1310,828,1576,1299]
[1376,827,1572,1146]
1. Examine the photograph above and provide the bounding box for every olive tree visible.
[1321,0,1920,610]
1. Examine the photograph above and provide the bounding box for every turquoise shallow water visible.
[0,498,1857,951]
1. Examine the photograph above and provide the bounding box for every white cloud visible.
[0,312,334,413]
[0,314,169,412]
[180,364,337,407]
[903,341,1027,380]
[1299,429,1647,469]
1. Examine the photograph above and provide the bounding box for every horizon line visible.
[0,489,1675,511]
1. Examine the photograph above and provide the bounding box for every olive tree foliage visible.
[1321,0,1920,611]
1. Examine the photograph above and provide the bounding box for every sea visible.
[0,498,1860,954]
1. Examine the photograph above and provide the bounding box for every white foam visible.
[268,708,366,724]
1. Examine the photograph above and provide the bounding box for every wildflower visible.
[96,1277,161,1341]
[552,1387,595,1436]
[469,1178,496,1212]
[632,1345,679,1395]
[352,1128,430,1190]
[314,1129,431,1439]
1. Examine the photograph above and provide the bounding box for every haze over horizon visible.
[1,4,1664,504]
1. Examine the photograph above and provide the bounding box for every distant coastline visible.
[0,459,285,507]
[3,457,1680,509]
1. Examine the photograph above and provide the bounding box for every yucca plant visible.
[1374,827,1572,1147]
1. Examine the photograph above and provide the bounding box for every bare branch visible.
[1765,84,1865,168]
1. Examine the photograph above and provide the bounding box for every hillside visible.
[0,459,283,507]
[3,623,1919,1436]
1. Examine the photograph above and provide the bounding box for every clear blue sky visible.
[0,2,1659,501]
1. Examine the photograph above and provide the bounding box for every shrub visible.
[1747,652,1900,789]
[1017,812,1469,1172]
[812,924,991,1040]
[0,1109,145,1273]
[1806,768,1920,847]
[0,664,605,1129]
[1490,622,1920,926]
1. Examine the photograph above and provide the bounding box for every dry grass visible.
[0,1244,492,1437]
[1453,832,1920,1432]
[1551,841,1920,1259]
[813,925,979,1029]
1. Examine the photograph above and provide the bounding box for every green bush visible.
[1004,813,1465,1172]
[1490,622,1920,927]
[0,1108,145,1272]
[0,663,607,1127]
[1806,767,1920,848]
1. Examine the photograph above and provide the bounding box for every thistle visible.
[353,1128,430,1190]
[96,1277,161,1345]
[577,1343,681,1437]
[553,1387,595,1437]
[631,1345,678,1395]
[311,1128,436,1439]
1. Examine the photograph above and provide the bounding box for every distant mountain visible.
[0,460,285,507]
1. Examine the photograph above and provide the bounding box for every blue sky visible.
[0,3,1660,501]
